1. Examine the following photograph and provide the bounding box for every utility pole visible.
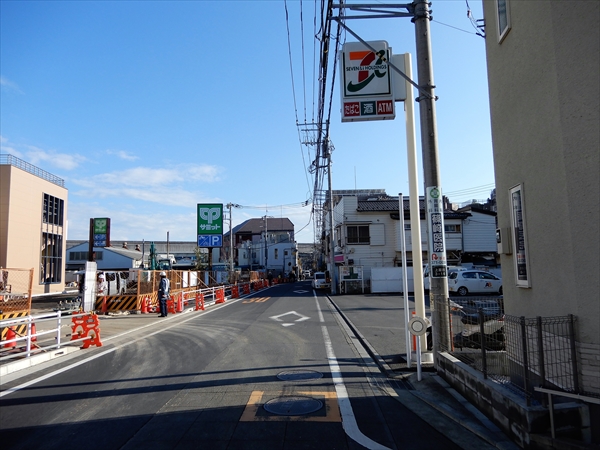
[226,203,241,273]
[263,215,269,272]
[325,138,337,295]
[328,1,450,359]
[413,0,450,355]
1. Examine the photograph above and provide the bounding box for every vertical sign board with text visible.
[197,204,223,248]
[426,188,447,278]
[340,41,395,122]
[93,218,110,247]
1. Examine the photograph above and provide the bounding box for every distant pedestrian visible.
[267,271,273,286]
[158,271,170,317]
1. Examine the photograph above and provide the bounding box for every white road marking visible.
[314,291,390,450]
[269,310,310,327]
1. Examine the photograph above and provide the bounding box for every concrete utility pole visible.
[263,215,269,271]
[325,138,337,295]
[413,0,451,354]
[226,203,241,273]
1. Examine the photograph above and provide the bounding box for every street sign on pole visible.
[340,41,395,122]
[197,203,223,250]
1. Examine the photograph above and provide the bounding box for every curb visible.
[0,345,81,377]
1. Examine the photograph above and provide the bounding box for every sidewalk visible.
[329,293,518,450]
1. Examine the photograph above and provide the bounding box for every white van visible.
[311,272,331,290]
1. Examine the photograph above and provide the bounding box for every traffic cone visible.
[141,297,148,314]
[176,293,183,313]
[30,322,37,342]
[3,327,17,348]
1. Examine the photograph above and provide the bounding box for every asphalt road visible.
[1,282,471,450]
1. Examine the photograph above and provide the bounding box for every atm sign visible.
[343,99,394,121]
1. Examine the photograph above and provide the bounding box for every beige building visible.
[483,0,599,395]
[0,154,68,295]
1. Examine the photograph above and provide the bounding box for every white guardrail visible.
[0,284,253,366]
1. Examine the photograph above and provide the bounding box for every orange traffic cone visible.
[4,327,17,348]
[141,297,149,314]
[30,322,37,342]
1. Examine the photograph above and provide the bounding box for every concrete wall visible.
[482,0,599,395]
[437,352,591,449]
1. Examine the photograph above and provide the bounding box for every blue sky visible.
[1,0,494,244]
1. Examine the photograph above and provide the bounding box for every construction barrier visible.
[95,294,138,313]
[167,296,176,314]
[195,293,205,311]
[71,313,102,349]
[243,284,251,295]
[0,311,29,340]
[215,288,225,304]
[231,285,239,299]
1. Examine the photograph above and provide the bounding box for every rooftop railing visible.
[0,154,65,187]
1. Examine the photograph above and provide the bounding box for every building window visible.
[42,193,64,226]
[347,225,370,245]
[40,232,62,283]
[69,251,86,261]
[509,184,531,288]
[68,251,103,261]
[496,0,511,42]
[274,249,279,260]
[444,224,461,233]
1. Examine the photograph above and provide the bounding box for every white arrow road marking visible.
[294,290,310,294]
[269,311,310,326]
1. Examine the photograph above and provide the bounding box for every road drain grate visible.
[263,396,323,416]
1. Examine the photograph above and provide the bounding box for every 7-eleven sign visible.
[340,40,395,122]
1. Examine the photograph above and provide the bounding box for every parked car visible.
[448,270,502,296]
[453,298,505,350]
[311,272,330,290]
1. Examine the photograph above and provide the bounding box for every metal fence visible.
[434,297,582,405]
[0,268,34,314]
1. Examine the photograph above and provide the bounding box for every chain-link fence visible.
[434,297,585,405]
[0,268,34,314]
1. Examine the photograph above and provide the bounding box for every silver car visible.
[448,270,502,296]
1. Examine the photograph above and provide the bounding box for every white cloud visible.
[70,164,223,207]
[25,146,86,170]
[106,149,139,161]
[0,76,23,94]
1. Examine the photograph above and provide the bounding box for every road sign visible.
[197,234,222,248]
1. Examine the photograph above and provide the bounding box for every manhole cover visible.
[277,370,323,381]
[263,396,323,416]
